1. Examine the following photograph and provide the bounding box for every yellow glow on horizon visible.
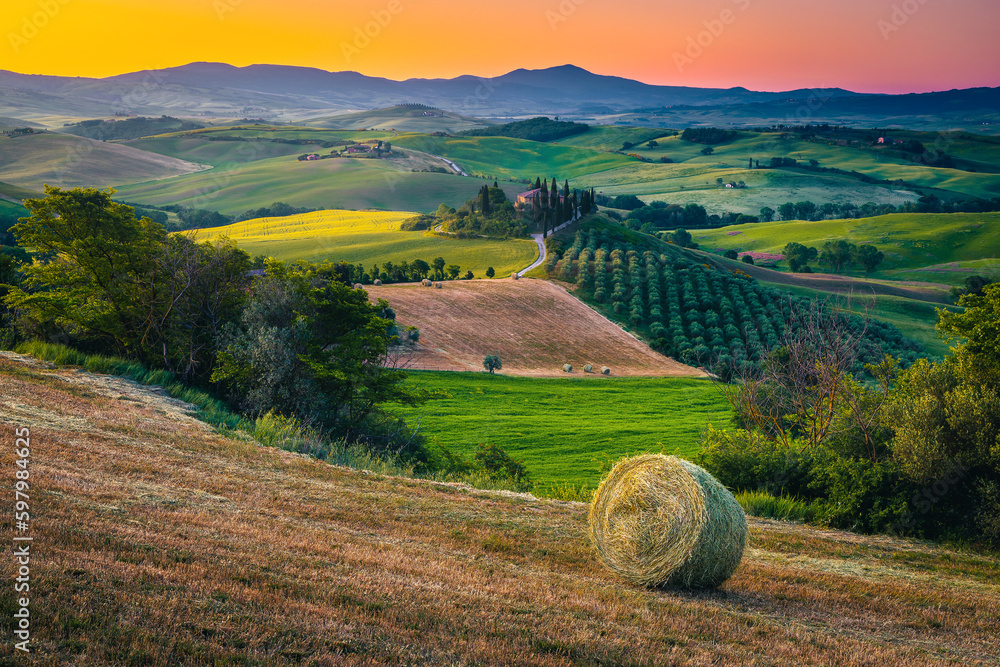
[2,0,998,93]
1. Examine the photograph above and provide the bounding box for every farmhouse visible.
[515,188,565,211]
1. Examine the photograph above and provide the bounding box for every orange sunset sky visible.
[3,0,998,93]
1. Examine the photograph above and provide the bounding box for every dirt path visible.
[517,212,580,276]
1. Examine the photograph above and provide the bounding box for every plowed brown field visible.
[366,278,702,377]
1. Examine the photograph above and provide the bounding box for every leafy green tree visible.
[212,261,427,450]
[778,202,797,221]
[5,186,250,380]
[483,354,502,374]
[447,264,461,280]
[783,242,818,272]
[670,228,692,248]
[819,240,856,273]
[795,201,817,221]
[485,266,495,278]
[700,146,714,156]
[741,254,754,265]
[412,258,430,279]
[939,283,1000,368]
[854,244,884,277]
[432,257,446,280]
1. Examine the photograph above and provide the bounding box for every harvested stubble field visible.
[366,278,699,377]
[0,353,998,665]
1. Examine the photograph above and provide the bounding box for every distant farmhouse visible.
[515,188,565,211]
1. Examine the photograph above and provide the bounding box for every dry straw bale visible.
[373,279,382,286]
[589,454,746,589]
[563,363,573,372]
[601,366,611,375]
[584,364,594,373]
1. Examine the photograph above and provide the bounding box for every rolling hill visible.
[695,212,1000,281]
[365,278,702,377]
[113,152,524,215]
[305,105,493,132]
[0,132,205,190]
[3,62,999,127]
[195,209,537,277]
[2,351,997,665]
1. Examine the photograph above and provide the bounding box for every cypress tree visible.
[550,177,559,222]
[534,176,542,191]
[563,179,570,199]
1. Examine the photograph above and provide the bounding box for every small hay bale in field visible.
[584,364,594,373]
[373,279,382,286]
[511,272,520,280]
[434,282,443,289]
[563,363,573,372]
[589,454,746,589]
[353,283,363,290]
[421,279,432,287]
[601,366,611,375]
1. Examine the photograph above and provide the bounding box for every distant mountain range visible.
[1,63,998,129]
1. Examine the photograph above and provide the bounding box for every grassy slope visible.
[304,106,493,132]
[572,130,1000,211]
[2,354,997,666]
[114,153,523,214]
[392,134,633,180]
[0,180,42,202]
[0,133,203,190]
[396,371,729,488]
[555,125,670,151]
[695,212,1000,280]
[123,135,309,167]
[196,209,537,276]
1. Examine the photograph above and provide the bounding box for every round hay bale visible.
[588,454,746,589]
[511,272,520,280]
[434,282,443,289]
[601,366,611,375]
[421,279,432,287]
[353,283,363,290]
[584,364,594,373]
[373,279,382,286]
[563,363,572,372]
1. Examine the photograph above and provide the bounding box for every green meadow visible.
[392,134,633,180]
[196,209,538,276]
[696,212,1000,277]
[395,371,731,489]
[114,153,524,214]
